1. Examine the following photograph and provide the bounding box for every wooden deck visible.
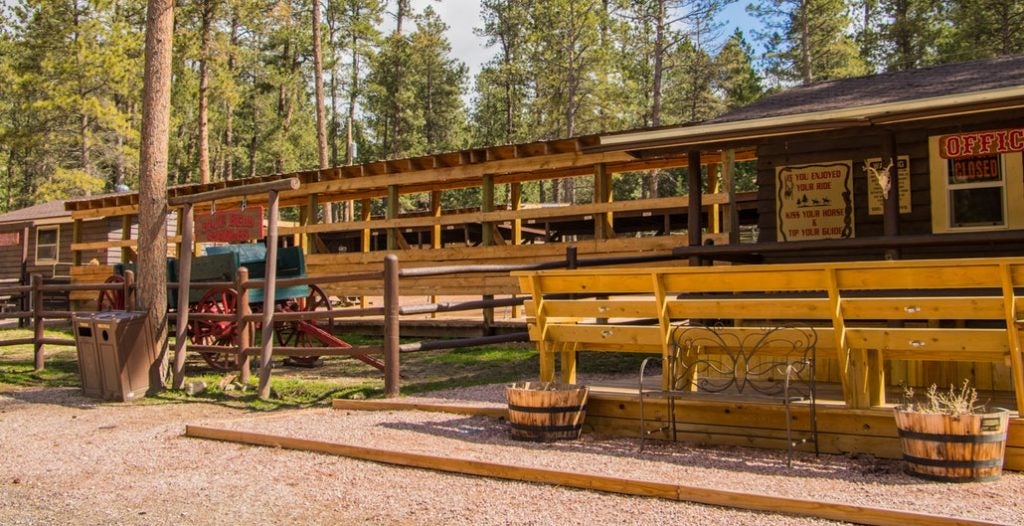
[583,379,1024,470]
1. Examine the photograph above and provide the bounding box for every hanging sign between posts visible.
[195,206,265,243]
[938,128,1024,159]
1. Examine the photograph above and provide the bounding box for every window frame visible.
[35,225,60,264]
[929,135,1024,234]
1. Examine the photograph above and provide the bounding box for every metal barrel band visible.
[896,429,1006,443]
[509,422,583,434]
[507,403,586,414]
[903,468,1003,483]
[902,454,1004,469]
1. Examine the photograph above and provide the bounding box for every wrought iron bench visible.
[639,323,819,465]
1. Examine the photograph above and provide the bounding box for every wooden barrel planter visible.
[506,382,589,442]
[894,409,1010,482]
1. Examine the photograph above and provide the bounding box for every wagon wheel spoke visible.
[187,287,242,372]
[97,275,125,311]
[276,285,335,367]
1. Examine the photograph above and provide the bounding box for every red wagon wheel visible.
[97,275,125,311]
[188,287,244,372]
[275,284,336,367]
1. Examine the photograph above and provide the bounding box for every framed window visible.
[929,134,1024,234]
[35,226,59,264]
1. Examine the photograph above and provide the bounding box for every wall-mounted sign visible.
[0,231,20,247]
[776,161,854,242]
[195,207,264,243]
[866,156,911,215]
[938,128,1024,159]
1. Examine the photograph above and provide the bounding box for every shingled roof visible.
[714,54,1024,123]
[0,200,70,225]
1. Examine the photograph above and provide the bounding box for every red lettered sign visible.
[938,128,1024,159]
[195,207,265,243]
[0,231,19,247]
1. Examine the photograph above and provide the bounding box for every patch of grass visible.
[0,326,648,411]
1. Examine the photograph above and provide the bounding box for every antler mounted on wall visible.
[864,159,894,199]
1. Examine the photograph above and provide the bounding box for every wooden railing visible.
[515,257,1024,411]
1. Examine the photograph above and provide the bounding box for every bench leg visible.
[538,342,556,382]
[559,343,577,384]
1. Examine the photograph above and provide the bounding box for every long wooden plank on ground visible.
[185,425,1005,526]
[331,399,506,418]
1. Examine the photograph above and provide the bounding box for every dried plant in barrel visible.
[895,380,1009,482]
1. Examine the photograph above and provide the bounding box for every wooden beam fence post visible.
[172,202,195,389]
[123,270,136,312]
[257,189,282,400]
[723,149,740,244]
[31,273,44,370]
[386,185,399,251]
[384,254,400,397]
[236,267,251,385]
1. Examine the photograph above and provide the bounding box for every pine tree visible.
[715,29,764,110]
[944,0,1024,60]
[749,0,868,86]
[472,0,532,147]
[410,7,469,155]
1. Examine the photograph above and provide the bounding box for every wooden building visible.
[59,55,1024,466]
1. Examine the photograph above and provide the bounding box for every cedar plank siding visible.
[754,107,1024,263]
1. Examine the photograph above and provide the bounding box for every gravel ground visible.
[1,383,1021,526]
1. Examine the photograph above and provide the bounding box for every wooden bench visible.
[514,256,1024,414]
[638,323,818,464]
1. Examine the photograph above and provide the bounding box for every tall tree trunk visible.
[197,0,213,184]
[223,15,239,180]
[800,0,812,84]
[313,0,333,222]
[138,0,174,389]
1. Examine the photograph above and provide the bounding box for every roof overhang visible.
[592,85,1024,154]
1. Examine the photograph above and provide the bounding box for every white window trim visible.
[35,225,60,264]
[929,136,1024,234]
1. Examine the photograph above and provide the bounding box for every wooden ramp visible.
[186,421,1006,526]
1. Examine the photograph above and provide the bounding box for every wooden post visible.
[481,175,495,333]
[174,208,183,258]
[510,182,523,319]
[257,190,282,400]
[882,132,900,260]
[72,219,83,266]
[31,273,44,371]
[386,185,399,251]
[707,163,721,234]
[429,191,442,318]
[19,226,29,328]
[722,149,740,245]
[594,163,613,240]
[123,270,136,312]
[687,150,703,265]
[236,267,251,385]
[383,254,400,397]
[360,198,371,309]
[121,215,132,263]
[172,202,195,389]
[482,175,495,246]
[305,195,318,255]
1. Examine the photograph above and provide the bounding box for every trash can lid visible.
[90,311,148,322]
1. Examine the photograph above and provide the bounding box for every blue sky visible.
[411,0,760,80]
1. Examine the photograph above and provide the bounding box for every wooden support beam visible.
[482,174,495,247]
[120,215,132,264]
[387,185,399,251]
[431,190,442,250]
[72,219,83,266]
[707,163,721,234]
[687,150,703,264]
[722,149,740,245]
[594,163,614,240]
[881,131,900,260]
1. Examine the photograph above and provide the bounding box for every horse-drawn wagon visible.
[98,243,379,372]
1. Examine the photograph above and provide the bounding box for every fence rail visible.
[0,246,676,397]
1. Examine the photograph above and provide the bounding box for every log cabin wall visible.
[754,108,1024,263]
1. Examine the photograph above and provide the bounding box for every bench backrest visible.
[515,257,1024,408]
